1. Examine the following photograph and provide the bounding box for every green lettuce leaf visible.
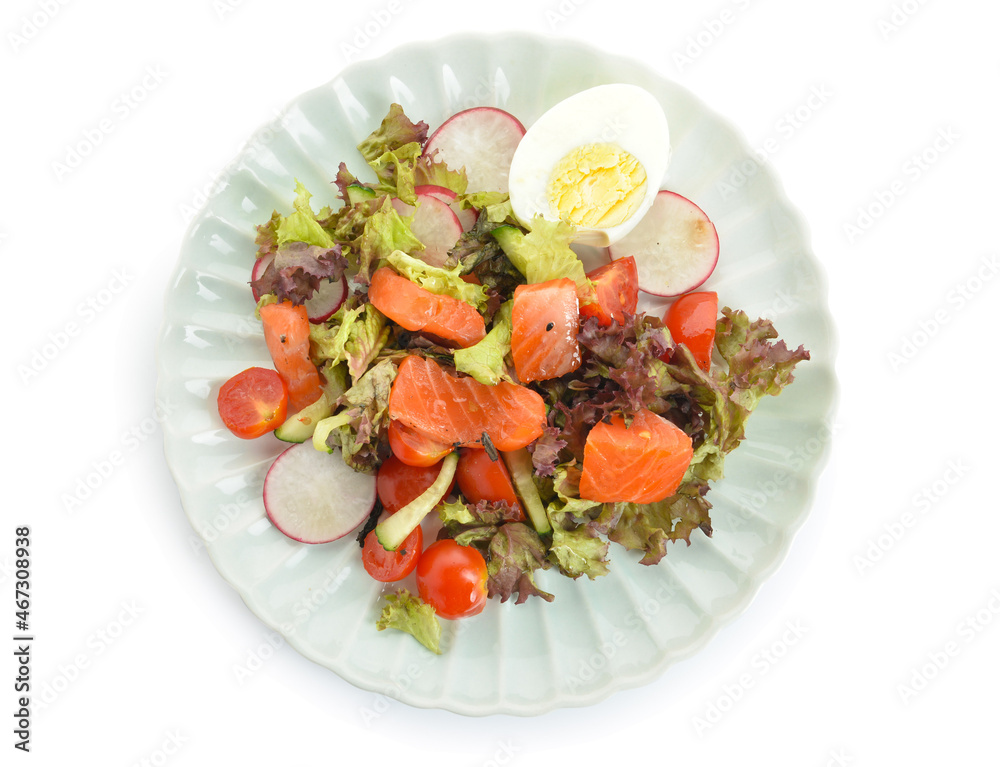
[276,180,336,248]
[354,198,425,283]
[549,524,610,579]
[452,301,513,385]
[492,218,591,296]
[310,300,389,383]
[356,104,429,205]
[544,464,612,579]
[414,152,468,195]
[255,210,281,257]
[376,589,441,654]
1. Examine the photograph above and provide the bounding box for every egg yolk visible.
[547,143,647,229]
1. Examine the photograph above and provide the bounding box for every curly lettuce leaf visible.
[452,301,512,385]
[528,426,567,478]
[356,104,429,205]
[542,464,613,579]
[486,522,554,604]
[549,525,610,579]
[715,307,812,407]
[376,589,441,654]
[414,152,468,195]
[608,483,714,565]
[492,219,591,297]
[314,358,396,472]
[251,242,348,305]
[438,497,523,544]
[255,210,281,256]
[353,198,424,283]
[657,308,810,485]
[276,180,336,248]
[357,103,429,161]
[310,300,389,383]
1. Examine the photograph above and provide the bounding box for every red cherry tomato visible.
[664,291,718,371]
[455,448,524,520]
[376,454,455,513]
[579,256,639,327]
[388,419,454,467]
[416,539,488,620]
[361,523,422,582]
[217,366,288,439]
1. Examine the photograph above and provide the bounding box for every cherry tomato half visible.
[579,256,639,327]
[217,366,288,439]
[388,419,454,467]
[416,539,488,620]
[361,523,423,582]
[664,291,718,371]
[376,454,455,513]
[455,448,524,520]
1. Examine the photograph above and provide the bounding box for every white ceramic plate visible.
[156,33,836,716]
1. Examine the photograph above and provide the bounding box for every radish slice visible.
[263,442,376,544]
[391,194,463,267]
[251,252,275,302]
[451,203,477,232]
[608,190,719,297]
[424,107,526,194]
[414,184,456,203]
[415,184,477,231]
[305,274,347,323]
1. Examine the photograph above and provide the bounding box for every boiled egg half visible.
[507,84,670,247]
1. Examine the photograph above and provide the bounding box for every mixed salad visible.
[214,89,810,654]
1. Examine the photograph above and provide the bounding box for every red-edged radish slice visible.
[424,107,526,194]
[415,184,477,231]
[391,194,463,267]
[251,252,275,302]
[263,442,376,544]
[608,190,719,297]
[305,275,347,323]
[414,184,456,203]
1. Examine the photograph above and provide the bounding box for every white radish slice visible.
[391,194,463,267]
[452,203,478,232]
[263,442,376,544]
[305,274,347,323]
[608,190,719,297]
[424,107,526,194]
[415,184,477,231]
[251,252,275,301]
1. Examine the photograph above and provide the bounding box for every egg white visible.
[507,83,670,247]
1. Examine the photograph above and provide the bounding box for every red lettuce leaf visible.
[250,242,348,306]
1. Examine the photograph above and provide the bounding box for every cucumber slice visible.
[501,447,551,535]
[346,183,377,205]
[375,452,459,551]
[275,392,334,443]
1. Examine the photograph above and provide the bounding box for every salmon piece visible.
[388,355,545,451]
[368,266,486,348]
[579,408,693,504]
[260,301,324,412]
[511,278,581,382]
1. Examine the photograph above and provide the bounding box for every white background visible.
[4,0,998,764]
